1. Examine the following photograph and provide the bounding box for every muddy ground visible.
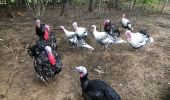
[0,6,170,100]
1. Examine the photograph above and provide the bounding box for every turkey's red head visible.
[45,46,56,65]
[44,25,50,40]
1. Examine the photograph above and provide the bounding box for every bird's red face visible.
[45,46,56,65]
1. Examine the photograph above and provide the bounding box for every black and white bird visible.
[75,66,121,100]
[27,44,62,82]
[121,14,133,30]
[35,19,57,49]
[104,19,120,37]
[60,26,94,50]
[92,25,126,49]
[124,29,154,48]
[72,22,88,38]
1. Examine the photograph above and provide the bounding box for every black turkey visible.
[27,39,46,57]
[27,43,62,82]
[75,66,121,100]
[104,19,120,37]
[35,19,57,49]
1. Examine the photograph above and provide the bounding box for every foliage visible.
[135,0,158,7]
[72,0,88,5]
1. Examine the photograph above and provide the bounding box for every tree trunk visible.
[95,0,99,7]
[60,0,69,16]
[130,0,137,11]
[114,0,118,8]
[160,0,166,14]
[108,0,113,8]
[108,0,119,8]
[88,0,94,12]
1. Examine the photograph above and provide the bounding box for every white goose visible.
[92,25,126,48]
[72,22,88,38]
[60,26,94,50]
[125,29,153,48]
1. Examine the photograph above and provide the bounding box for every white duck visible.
[121,14,133,30]
[60,26,94,50]
[72,22,88,38]
[125,29,153,48]
[92,25,126,48]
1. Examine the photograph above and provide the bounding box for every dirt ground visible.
[0,6,170,100]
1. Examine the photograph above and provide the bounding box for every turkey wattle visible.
[35,19,57,49]
[121,14,133,30]
[125,29,154,48]
[104,19,120,37]
[75,66,121,100]
[72,22,88,38]
[92,25,126,48]
[60,26,94,50]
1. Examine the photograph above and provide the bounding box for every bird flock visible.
[27,14,154,100]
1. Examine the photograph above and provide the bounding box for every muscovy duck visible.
[35,19,57,49]
[72,22,88,38]
[104,19,120,37]
[125,29,154,48]
[121,14,133,30]
[75,66,121,100]
[92,25,126,48]
[60,26,94,50]
[27,44,62,82]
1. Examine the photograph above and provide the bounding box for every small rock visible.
[6,12,15,18]
[18,60,25,64]
[0,94,5,98]
[94,69,104,74]
[16,11,24,17]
